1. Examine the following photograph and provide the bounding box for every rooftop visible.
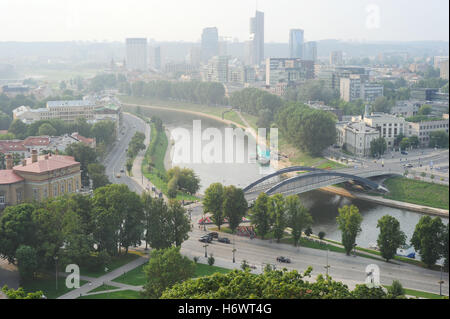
[13,154,79,174]
[0,170,24,185]
[46,100,95,108]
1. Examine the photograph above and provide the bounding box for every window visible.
[43,188,48,199]
[61,183,65,194]
[16,190,22,203]
[68,180,72,193]
[33,189,39,201]
[0,195,5,204]
[54,184,58,196]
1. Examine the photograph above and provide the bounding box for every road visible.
[103,113,148,194]
[107,113,449,297]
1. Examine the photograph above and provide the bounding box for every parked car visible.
[218,237,231,244]
[276,256,291,263]
[199,236,212,243]
[405,164,413,168]
[208,232,219,239]
[401,151,409,155]
[120,169,125,173]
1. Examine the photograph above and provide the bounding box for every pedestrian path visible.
[57,256,148,299]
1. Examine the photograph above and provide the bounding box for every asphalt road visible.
[103,113,147,194]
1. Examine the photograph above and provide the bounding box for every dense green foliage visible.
[277,102,337,155]
[167,167,201,197]
[1,285,44,299]
[161,267,401,299]
[370,137,387,157]
[142,247,196,299]
[411,216,447,268]
[336,205,363,255]
[131,80,226,105]
[377,216,406,262]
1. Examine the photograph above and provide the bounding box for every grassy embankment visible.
[382,177,449,210]
[120,95,246,127]
[141,122,198,201]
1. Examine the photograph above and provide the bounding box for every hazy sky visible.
[0,0,448,43]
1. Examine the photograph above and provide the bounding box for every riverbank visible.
[320,186,449,218]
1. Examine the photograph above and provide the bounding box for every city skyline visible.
[0,0,448,43]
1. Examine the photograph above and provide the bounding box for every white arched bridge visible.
[243,166,395,201]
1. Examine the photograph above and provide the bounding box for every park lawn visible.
[80,252,141,278]
[88,284,120,294]
[382,285,445,299]
[113,261,232,287]
[194,263,232,278]
[21,276,89,299]
[383,177,449,210]
[78,289,142,299]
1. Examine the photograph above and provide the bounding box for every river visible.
[136,106,448,249]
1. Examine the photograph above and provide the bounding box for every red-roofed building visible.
[0,151,81,210]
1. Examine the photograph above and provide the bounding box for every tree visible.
[268,194,286,243]
[418,104,432,116]
[318,232,326,240]
[223,186,248,233]
[411,216,446,268]
[168,200,190,247]
[91,184,144,255]
[143,197,172,250]
[376,215,406,262]
[387,280,406,299]
[161,268,371,299]
[87,163,110,189]
[399,138,411,151]
[38,123,57,136]
[372,96,392,113]
[66,143,98,186]
[277,103,337,156]
[142,247,195,299]
[203,183,225,230]
[370,137,387,157]
[285,195,313,247]
[208,255,215,266]
[336,205,363,255]
[443,224,449,271]
[1,286,44,299]
[250,193,272,239]
[429,131,449,149]
[8,119,28,139]
[15,245,38,281]
[408,135,420,149]
[0,111,12,130]
[0,204,37,264]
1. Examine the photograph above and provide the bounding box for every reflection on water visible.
[299,190,448,248]
[136,106,448,249]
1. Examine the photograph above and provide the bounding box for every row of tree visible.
[0,184,191,281]
[130,80,226,106]
[250,193,313,246]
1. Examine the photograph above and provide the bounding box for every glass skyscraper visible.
[289,29,304,59]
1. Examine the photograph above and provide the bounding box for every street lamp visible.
[324,249,330,277]
[203,244,209,258]
[233,232,236,263]
[439,265,445,296]
[54,256,58,291]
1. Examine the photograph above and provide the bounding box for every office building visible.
[249,11,265,66]
[363,112,406,148]
[154,46,161,70]
[317,66,367,92]
[205,56,229,83]
[330,51,344,66]
[406,115,449,147]
[303,41,318,62]
[440,59,449,80]
[126,38,148,71]
[201,27,219,63]
[289,29,304,59]
[336,121,380,157]
[266,58,315,87]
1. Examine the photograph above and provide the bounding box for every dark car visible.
[199,236,212,243]
[218,237,231,244]
[401,151,409,155]
[208,232,219,239]
[276,256,291,263]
